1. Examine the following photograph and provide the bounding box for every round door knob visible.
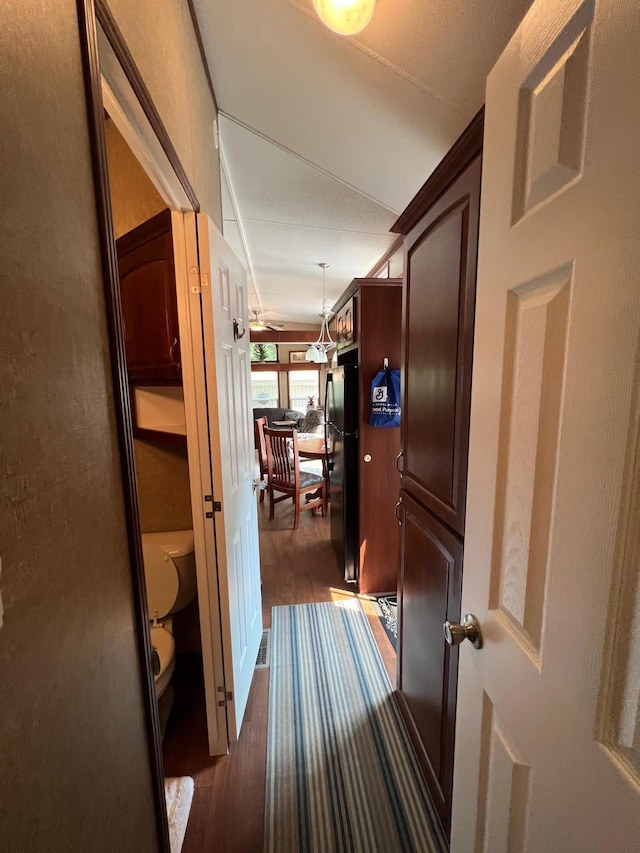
[443,614,482,649]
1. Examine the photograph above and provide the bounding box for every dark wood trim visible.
[391,108,484,235]
[364,235,404,278]
[331,276,402,315]
[94,0,200,213]
[186,0,220,114]
[250,330,319,344]
[251,362,321,373]
[77,2,171,850]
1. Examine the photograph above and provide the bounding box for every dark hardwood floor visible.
[163,497,396,852]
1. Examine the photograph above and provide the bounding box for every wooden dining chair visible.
[254,417,269,503]
[263,426,327,529]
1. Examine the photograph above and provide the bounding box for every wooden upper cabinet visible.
[335,297,356,349]
[399,154,481,536]
[116,209,181,382]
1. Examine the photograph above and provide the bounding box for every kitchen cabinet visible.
[335,297,356,349]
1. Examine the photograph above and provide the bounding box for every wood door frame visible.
[77,1,206,848]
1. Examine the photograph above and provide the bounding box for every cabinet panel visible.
[117,209,181,381]
[402,156,480,535]
[358,284,402,594]
[397,490,462,836]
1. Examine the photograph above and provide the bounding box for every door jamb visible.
[76,1,202,849]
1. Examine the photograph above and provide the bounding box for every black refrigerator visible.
[325,362,359,582]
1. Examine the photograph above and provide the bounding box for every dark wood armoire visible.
[391,110,484,838]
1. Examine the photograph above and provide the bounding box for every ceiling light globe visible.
[312,0,375,36]
[306,345,320,362]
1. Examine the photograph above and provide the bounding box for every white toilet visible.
[141,529,197,699]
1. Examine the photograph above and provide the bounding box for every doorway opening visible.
[103,111,207,750]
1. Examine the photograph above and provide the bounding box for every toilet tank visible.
[141,529,197,613]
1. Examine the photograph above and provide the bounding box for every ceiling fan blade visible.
[266,322,284,331]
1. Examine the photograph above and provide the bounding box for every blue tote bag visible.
[369,367,401,428]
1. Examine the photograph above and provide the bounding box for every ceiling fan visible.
[249,309,284,332]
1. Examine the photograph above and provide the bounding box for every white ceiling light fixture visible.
[312,0,375,36]
[306,263,336,363]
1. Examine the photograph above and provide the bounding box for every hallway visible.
[163,497,396,851]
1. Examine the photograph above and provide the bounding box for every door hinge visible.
[189,264,201,294]
[204,495,222,517]
[216,686,233,706]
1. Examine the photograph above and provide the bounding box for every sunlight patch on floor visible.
[331,597,361,611]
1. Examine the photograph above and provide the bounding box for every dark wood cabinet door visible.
[402,155,481,535]
[116,208,181,381]
[397,490,462,837]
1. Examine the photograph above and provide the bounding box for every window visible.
[288,369,320,411]
[251,371,279,407]
[250,343,278,362]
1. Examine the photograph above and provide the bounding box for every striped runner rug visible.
[265,600,447,852]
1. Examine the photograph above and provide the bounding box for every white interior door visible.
[452,0,640,850]
[190,213,263,740]
[172,213,228,755]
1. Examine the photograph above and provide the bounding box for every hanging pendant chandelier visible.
[312,0,375,36]
[306,263,336,363]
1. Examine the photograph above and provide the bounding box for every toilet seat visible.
[150,625,175,699]
[143,541,179,621]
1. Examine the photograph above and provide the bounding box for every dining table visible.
[297,436,332,500]
[296,436,331,460]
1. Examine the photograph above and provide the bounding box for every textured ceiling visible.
[193,0,532,322]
